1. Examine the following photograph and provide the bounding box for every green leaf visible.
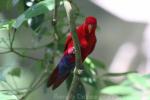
[101,85,136,96]
[73,81,86,100]
[0,20,15,30]
[81,64,98,88]
[8,67,21,77]
[121,79,132,86]
[143,74,150,79]
[83,62,97,76]
[103,71,136,77]
[82,57,105,88]
[13,0,55,28]
[103,80,116,86]
[84,57,106,69]
[121,94,141,100]
[81,77,97,89]
[127,73,150,89]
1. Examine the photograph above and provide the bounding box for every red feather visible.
[51,73,69,90]
[47,67,59,87]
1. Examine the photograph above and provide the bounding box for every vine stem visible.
[66,0,83,100]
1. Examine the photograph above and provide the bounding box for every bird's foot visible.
[74,67,84,75]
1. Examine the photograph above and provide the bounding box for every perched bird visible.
[47,16,97,90]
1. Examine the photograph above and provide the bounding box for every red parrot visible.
[47,16,97,90]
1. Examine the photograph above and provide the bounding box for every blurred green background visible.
[0,0,150,100]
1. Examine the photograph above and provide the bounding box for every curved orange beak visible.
[88,24,92,33]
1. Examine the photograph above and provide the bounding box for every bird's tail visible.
[47,66,69,90]
[47,67,59,88]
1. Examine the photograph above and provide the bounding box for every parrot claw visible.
[74,67,84,75]
[72,47,76,54]
[77,69,83,75]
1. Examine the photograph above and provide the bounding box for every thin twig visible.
[1,38,10,48]
[10,29,17,49]
[13,50,43,61]
[0,87,28,92]
[51,0,59,60]
[0,42,52,50]
[8,28,11,46]
[4,81,19,99]
[11,76,18,91]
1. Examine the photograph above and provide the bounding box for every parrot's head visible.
[84,16,97,34]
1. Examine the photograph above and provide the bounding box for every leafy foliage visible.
[8,67,21,77]
[1,0,144,100]
[81,57,106,88]
[101,73,150,99]
[13,0,55,28]
[0,20,15,30]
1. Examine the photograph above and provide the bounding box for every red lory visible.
[47,16,97,90]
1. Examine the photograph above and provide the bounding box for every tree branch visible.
[13,50,43,61]
[66,1,83,100]
[10,28,17,50]
[0,42,52,50]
